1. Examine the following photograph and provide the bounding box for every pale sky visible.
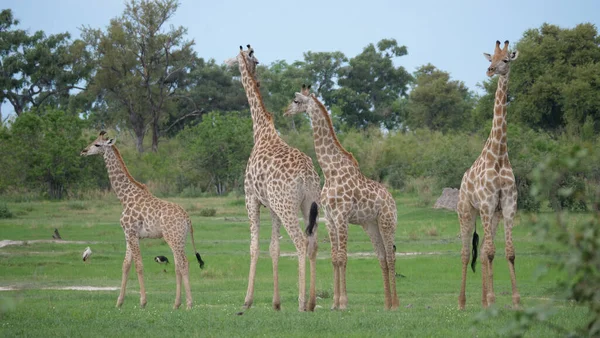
[3,0,599,117]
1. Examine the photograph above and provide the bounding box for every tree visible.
[165,56,247,136]
[5,109,92,199]
[474,23,600,133]
[256,60,310,131]
[334,39,412,130]
[177,111,253,195]
[302,51,347,107]
[0,9,93,116]
[407,64,474,132]
[82,0,195,152]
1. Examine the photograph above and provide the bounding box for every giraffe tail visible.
[190,222,205,269]
[471,229,479,273]
[305,202,318,236]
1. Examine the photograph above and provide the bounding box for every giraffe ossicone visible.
[81,131,205,310]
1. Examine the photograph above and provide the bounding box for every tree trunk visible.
[129,108,146,153]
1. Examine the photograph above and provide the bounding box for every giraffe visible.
[457,40,520,310]
[80,131,205,310]
[231,45,321,313]
[285,85,399,310]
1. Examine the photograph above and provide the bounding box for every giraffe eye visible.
[293,100,299,104]
[503,59,509,63]
[94,144,101,147]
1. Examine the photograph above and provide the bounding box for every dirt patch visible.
[0,239,102,249]
[0,286,118,291]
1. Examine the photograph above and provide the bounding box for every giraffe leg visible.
[482,212,499,307]
[365,221,393,310]
[502,200,520,309]
[277,207,307,312]
[173,259,182,310]
[458,206,477,310]
[116,243,133,308]
[302,200,318,312]
[336,218,349,310]
[323,215,340,310]
[269,210,282,311]
[380,215,399,310]
[129,238,147,308]
[177,249,192,310]
[243,197,261,310]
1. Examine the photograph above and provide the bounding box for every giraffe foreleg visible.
[128,238,147,308]
[242,198,261,311]
[502,202,520,309]
[173,247,191,310]
[117,243,133,308]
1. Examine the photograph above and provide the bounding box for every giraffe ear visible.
[510,50,519,61]
[483,53,492,62]
[107,138,115,145]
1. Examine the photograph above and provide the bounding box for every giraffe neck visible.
[237,54,277,144]
[103,145,147,204]
[485,71,510,157]
[307,97,359,177]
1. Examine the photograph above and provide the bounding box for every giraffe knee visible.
[508,255,515,264]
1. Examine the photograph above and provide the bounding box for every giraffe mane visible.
[110,145,148,191]
[238,50,273,123]
[310,95,359,167]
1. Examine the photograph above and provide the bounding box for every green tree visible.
[407,64,474,132]
[177,111,253,195]
[257,60,309,131]
[334,39,412,130]
[165,56,247,136]
[5,109,90,199]
[475,23,600,133]
[82,0,195,152]
[0,9,93,116]
[302,51,347,107]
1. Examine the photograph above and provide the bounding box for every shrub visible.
[0,204,13,219]
[198,208,217,217]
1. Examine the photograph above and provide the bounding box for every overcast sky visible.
[4,0,600,117]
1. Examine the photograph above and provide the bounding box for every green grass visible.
[0,194,590,337]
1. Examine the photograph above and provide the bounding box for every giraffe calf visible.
[81,131,205,310]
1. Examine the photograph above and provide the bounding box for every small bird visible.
[82,247,92,263]
[154,256,169,264]
[52,228,62,240]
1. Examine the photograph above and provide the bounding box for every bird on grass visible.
[154,256,169,264]
[82,247,92,263]
[52,228,62,240]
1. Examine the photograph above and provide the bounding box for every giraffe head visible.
[483,40,518,77]
[234,44,260,87]
[80,131,115,156]
[284,84,312,116]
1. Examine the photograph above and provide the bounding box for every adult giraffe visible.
[285,85,399,310]
[229,45,321,313]
[457,40,520,310]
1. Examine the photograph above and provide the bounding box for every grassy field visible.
[0,193,589,337]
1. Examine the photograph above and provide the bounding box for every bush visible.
[198,208,217,217]
[0,204,13,219]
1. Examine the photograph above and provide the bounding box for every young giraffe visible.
[457,40,520,310]
[80,131,204,310]
[285,85,399,310]
[231,45,321,313]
